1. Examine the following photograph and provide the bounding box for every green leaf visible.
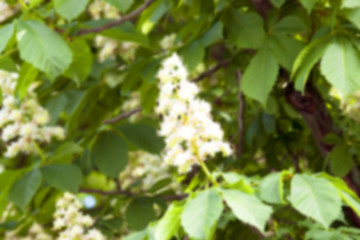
[49,142,83,163]
[118,123,164,154]
[220,189,273,233]
[321,37,360,96]
[344,7,360,29]
[181,189,224,239]
[292,35,331,92]
[0,22,14,54]
[54,0,90,21]
[328,145,353,177]
[105,0,134,12]
[259,172,286,204]
[270,0,285,8]
[41,164,83,193]
[299,0,319,13]
[92,131,129,178]
[181,40,205,71]
[64,39,93,85]
[137,0,171,34]
[15,62,38,100]
[288,174,341,228]
[340,192,360,217]
[269,33,304,71]
[155,203,183,240]
[273,16,308,34]
[8,169,42,211]
[16,20,73,80]
[45,93,68,125]
[200,21,223,47]
[126,197,157,230]
[225,9,265,49]
[0,170,21,216]
[241,40,279,105]
[124,229,148,240]
[342,0,360,8]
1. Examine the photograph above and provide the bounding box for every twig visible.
[236,70,245,158]
[74,0,156,36]
[103,107,142,124]
[79,188,188,201]
[191,59,231,83]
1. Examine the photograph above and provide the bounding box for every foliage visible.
[1,0,360,239]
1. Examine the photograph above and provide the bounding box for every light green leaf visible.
[118,123,164,154]
[241,40,279,105]
[328,145,353,177]
[270,0,285,8]
[225,9,265,49]
[126,197,156,230]
[137,0,171,34]
[124,229,148,240]
[41,164,82,193]
[269,33,304,71]
[15,62,38,100]
[155,203,183,240]
[200,21,223,47]
[299,0,319,13]
[8,169,42,211]
[321,37,360,96]
[292,35,331,92]
[0,170,21,216]
[105,0,134,12]
[0,22,14,54]
[288,174,341,228]
[54,0,90,21]
[181,189,224,239]
[259,172,285,204]
[342,0,360,8]
[92,131,129,178]
[344,7,360,29]
[220,189,273,233]
[340,191,360,217]
[64,39,93,85]
[181,40,205,71]
[16,20,72,80]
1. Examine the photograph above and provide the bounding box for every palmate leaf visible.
[105,0,134,12]
[220,189,273,233]
[181,189,224,239]
[342,0,360,8]
[259,171,287,204]
[320,37,360,96]
[344,7,360,29]
[299,0,319,13]
[270,0,286,8]
[16,20,72,80]
[0,22,14,54]
[288,174,341,228]
[241,39,279,105]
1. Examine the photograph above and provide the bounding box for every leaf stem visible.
[199,161,218,187]
[34,142,46,162]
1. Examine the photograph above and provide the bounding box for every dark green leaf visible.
[8,169,42,211]
[126,197,156,230]
[15,62,38,100]
[105,0,134,12]
[92,131,129,178]
[41,164,82,193]
[328,145,353,177]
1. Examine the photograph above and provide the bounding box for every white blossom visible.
[0,70,65,158]
[156,53,233,173]
[53,192,105,240]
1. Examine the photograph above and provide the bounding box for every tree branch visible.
[191,59,231,83]
[235,70,245,158]
[103,107,142,124]
[74,0,156,36]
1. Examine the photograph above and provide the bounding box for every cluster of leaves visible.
[1,0,360,239]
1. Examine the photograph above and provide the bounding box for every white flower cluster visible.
[0,0,15,23]
[156,54,232,173]
[0,70,65,158]
[54,193,105,240]
[5,223,52,240]
[120,151,171,190]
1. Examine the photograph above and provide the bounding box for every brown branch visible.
[103,107,142,124]
[74,0,156,36]
[79,188,188,201]
[236,70,245,158]
[191,59,231,83]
